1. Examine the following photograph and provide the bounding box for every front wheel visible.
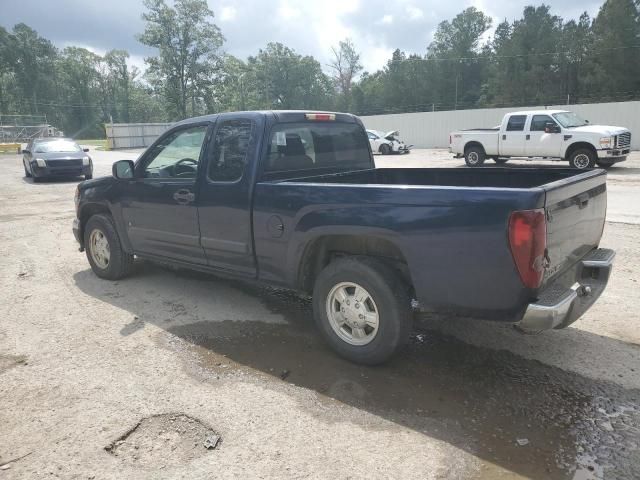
[596,161,614,169]
[312,257,412,365]
[569,149,596,169]
[84,214,134,280]
[379,144,391,155]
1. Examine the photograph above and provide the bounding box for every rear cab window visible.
[506,115,527,132]
[264,122,372,176]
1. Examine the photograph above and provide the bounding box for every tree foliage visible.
[0,0,639,137]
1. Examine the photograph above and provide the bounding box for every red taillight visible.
[305,113,335,121]
[508,209,547,289]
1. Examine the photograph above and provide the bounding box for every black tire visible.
[312,257,412,365]
[24,164,32,177]
[85,173,93,180]
[568,148,596,169]
[380,144,391,155]
[464,146,485,167]
[596,161,614,169]
[84,214,134,280]
[493,158,509,165]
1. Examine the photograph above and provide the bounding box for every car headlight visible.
[35,158,47,167]
[82,156,91,166]
[599,137,613,148]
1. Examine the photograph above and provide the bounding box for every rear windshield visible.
[264,122,372,174]
[34,140,82,153]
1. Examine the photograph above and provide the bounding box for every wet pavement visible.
[161,281,640,480]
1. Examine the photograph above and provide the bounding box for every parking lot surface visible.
[1,147,639,479]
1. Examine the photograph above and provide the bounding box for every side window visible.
[367,132,377,140]
[506,115,527,132]
[208,119,254,182]
[530,115,555,132]
[142,125,207,179]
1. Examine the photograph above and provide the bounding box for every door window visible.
[142,125,207,179]
[530,115,556,132]
[506,115,527,131]
[207,120,254,182]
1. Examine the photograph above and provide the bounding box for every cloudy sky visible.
[2,0,604,73]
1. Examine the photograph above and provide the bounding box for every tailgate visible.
[542,170,607,287]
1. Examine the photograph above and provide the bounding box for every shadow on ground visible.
[73,264,640,480]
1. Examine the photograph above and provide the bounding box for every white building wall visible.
[361,101,640,150]
[105,122,172,149]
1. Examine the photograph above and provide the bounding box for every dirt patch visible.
[0,355,28,375]
[105,413,221,468]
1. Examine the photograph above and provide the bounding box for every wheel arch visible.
[564,141,597,160]
[78,203,117,250]
[297,234,413,295]
[463,141,486,154]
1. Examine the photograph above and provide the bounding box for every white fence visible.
[361,101,640,150]
[105,122,172,149]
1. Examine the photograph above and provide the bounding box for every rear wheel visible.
[312,257,412,365]
[569,149,596,169]
[84,214,134,280]
[464,146,485,167]
[380,144,391,155]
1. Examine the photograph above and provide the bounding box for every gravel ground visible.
[1,147,639,479]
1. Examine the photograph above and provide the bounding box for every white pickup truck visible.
[449,110,631,169]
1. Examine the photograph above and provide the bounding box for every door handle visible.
[173,189,195,205]
[526,134,530,140]
[577,193,589,209]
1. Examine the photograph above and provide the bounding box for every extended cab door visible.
[119,123,210,264]
[196,114,262,276]
[525,114,564,158]
[499,114,527,156]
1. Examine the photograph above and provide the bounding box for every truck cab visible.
[450,110,631,169]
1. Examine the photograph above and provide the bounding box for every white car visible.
[449,110,631,169]
[367,130,411,155]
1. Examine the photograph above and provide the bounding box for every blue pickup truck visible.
[73,111,615,364]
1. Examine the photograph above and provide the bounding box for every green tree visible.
[329,38,363,110]
[247,42,334,110]
[583,0,640,99]
[138,0,224,119]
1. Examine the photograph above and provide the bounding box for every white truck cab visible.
[449,110,631,169]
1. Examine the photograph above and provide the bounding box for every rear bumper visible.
[517,248,615,331]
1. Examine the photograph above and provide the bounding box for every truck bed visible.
[254,167,607,321]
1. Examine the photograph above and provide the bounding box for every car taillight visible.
[508,209,547,289]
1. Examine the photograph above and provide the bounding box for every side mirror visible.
[544,123,561,134]
[22,149,30,154]
[83,148,90,152]
[112,160,135,179]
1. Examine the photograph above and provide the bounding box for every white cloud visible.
[406,5,424,20]
[220,6,237,22]
[278,1,301,20]
[380,14,393,25]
